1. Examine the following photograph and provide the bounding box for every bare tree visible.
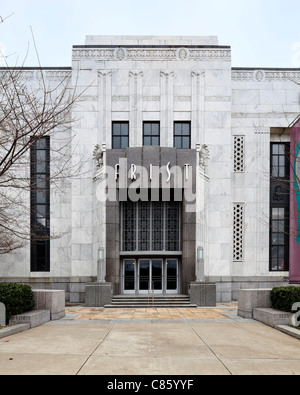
[0,64,83,254]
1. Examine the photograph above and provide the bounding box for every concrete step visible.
[105,294,197,308]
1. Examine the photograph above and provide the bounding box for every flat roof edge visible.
[0,67,72,70]
[73,45,231,49]
[232,67,300,71]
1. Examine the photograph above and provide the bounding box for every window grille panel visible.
[121,200,181,252]
[165,202,180,251]
[233,203,244,261]
[122,201,137,251]
[152,201,164,251]
[138,202,151,251]
[234,136,244,172]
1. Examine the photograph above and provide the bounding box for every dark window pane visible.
[181,123,190,135]
[144,136,151,146]
[36,139,47,149]
[174,136,182,149]
[121,136,129,149]
[151,137,159,146]
[279,167,285,178]
[36,191,47,204]
[272,145,279,155]
[182,136,190,149]
[143,123,151,135]
[278,144,285,155]
[36,175,46,190]
[113,136,121,149]
[120,123,129,136]
[151,123,159,136]
[113,123,121,135]
[36,205,46,218]
[174,123,182,135]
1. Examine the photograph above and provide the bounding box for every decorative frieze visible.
[0,70,34,81]
[205,96,231,102]
[232,112,299,119]
[112,95,130,102]
[174,96,191,102]
[45,71,72,81]
[0,69,71,82]
[143,96,160,101]
[73,47,231,62]
[189,49,231,61]
[232,69,300,82]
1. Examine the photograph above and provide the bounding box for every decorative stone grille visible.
[233,203,244,262]
[234,136,245,172]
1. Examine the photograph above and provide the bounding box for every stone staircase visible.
[105,294,197,308]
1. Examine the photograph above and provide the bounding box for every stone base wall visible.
[0,275,290,304]
[208,276,289,303]
[0,277,96,304]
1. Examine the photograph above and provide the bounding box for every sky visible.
[1,0,300,68]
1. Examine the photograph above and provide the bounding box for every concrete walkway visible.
[0,303,300,375]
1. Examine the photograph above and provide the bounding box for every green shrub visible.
[0,283,35,324]
[270,286,300,312]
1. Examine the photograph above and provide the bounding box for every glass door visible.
[123,259,136,294]
[138,259,163,294]
[139,259,150,293]
[151,259,163,293]
[123,258,178,294]
[166,259,178,293]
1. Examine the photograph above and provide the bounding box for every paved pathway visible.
[67,303,238,322]
[0,303,300,376]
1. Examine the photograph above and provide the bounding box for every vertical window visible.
[112,122,129,149]
[233,136,245,172]
[143,122,160,146]
[270,207,289,271]
[271,143,289,178]
[174,122,191,149]
[233,203,244,262]
[31,137,50,272]
[270,143,290,272]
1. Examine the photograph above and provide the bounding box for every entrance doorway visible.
[122,258,179,294]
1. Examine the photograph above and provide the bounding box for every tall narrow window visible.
[31,137,50,272]
[143,122,160,146]
[233,136,244,172]
[112,122,129,149]
[270,143,290,272]
[270,207,289,271]
[174,122,191,149]
[233,203,244,262]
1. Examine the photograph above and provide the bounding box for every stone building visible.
[1,35,300,304]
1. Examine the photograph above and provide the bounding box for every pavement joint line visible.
[186,320,233,376]
[75,322,116,375]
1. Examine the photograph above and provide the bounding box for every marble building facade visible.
[1,35,300,303]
